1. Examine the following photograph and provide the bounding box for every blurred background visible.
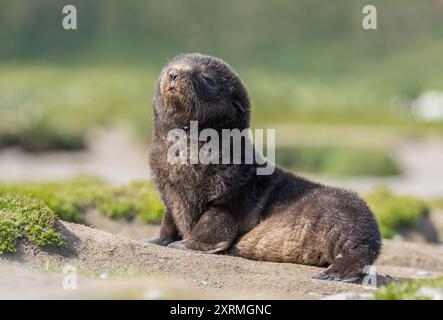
[1,0,443,244]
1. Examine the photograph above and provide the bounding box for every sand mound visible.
[1,221,442,299]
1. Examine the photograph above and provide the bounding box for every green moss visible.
[0,178,165,225]
[109,181,165,224]
[375,277,443,300]
[88,181,164,223]
[0,194,62,254]
[0,219,17,253]
[364,187,429,239]
[0,178,99,223]
[276,145,401,177]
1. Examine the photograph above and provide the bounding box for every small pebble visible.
[99,273,109,279]
[144,287,165,299]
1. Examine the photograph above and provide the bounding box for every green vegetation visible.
[276,145,401,177]
[1,1,443,151]
[1,66,439,158]
[0,194,62,254]
[0,65,154,152]
[431,198,443,210]
[1,63,443,153]
[375,277,443,300]
[0,178,165,224]
[364,187,429,238]
[96,181,165,223]
[0,117,86,152]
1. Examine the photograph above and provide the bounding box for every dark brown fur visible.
[146,53,382,281]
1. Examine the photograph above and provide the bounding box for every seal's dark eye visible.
[203,76,215,87]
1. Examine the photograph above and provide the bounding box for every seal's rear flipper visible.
[311,251,367,284]
[312,272,361,284]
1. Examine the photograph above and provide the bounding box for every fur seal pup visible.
[146,53,381,282]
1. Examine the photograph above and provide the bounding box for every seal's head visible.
[154,53,250,130]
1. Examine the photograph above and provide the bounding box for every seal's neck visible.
[153,113,249,135]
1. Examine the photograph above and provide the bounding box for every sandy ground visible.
[1,220,442,300]
[85,210,161,240]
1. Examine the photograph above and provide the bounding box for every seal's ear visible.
[233,100,246,113]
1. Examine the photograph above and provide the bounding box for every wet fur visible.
[148,53,382,281]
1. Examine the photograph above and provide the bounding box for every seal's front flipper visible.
[180,208,238,254]
[312,273,336,281]
[166,240,195,251]
[312,272,361,284]
[166,239,231,254]
[140,236,174,246]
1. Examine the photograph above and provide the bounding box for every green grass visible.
[276,145,401,177]
[375,277,443,300]
[0,178,165,224]
[364,187,429,238]
[0,194,62,254]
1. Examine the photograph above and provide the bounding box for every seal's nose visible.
[167,68,179,82]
